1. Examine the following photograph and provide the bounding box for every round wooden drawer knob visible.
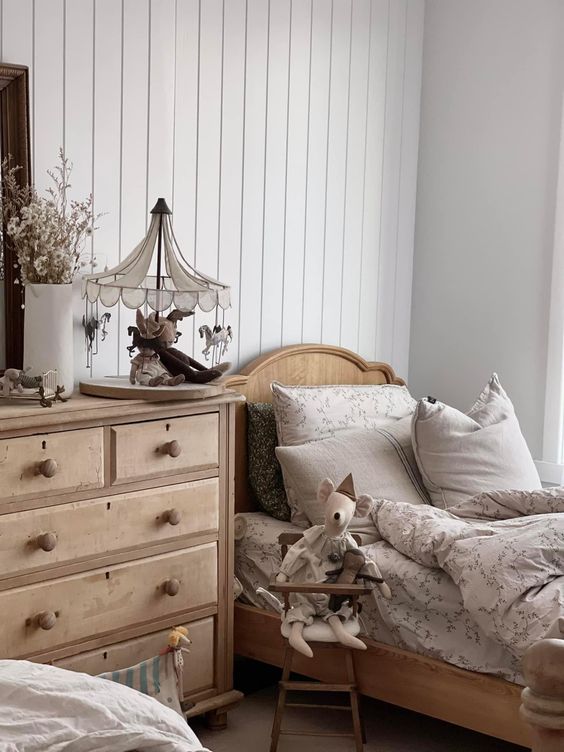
[162,440,182,458]
[37,532,57,552]
[38,458,58,478]
[164,508,182,526]
[163,578,180,596]
[36,610,57,630]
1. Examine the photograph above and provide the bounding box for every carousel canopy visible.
[82,198,231,314]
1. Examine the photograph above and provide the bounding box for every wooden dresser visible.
[0,391,243,727]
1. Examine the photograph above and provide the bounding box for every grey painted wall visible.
[410,0,564,457]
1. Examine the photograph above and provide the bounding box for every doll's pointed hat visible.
[335,473,356,501]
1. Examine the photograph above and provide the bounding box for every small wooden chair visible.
[268,532,371,752]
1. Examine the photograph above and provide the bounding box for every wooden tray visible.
[79,376,226,401]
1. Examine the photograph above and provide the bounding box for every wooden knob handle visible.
[162,440,182,458]
[163,578,180,596]
[36,610,57,630]
[37,532,57,552]
[39,459,58,478]
[164,508,182,526]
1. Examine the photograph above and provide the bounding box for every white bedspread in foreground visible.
[371,487,564,661]
[0,661,210,752]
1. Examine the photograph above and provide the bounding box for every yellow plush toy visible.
[167,626,191,652]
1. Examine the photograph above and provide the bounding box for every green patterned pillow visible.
[247,402,291,521]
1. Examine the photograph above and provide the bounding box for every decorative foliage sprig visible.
[2,149,101,285]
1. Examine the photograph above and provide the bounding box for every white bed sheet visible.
[234,512,522,683]
[0,660,209,752]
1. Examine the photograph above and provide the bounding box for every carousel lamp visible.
[79,198,232,400]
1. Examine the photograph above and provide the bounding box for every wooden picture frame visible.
[0,63,32,369]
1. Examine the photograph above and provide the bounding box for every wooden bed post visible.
[521,639,564,752]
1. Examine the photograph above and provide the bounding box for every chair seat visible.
[281,617,361,643]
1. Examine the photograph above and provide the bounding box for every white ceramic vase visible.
[23,283,74,397]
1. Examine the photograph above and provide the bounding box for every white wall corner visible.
[391,0,425,379]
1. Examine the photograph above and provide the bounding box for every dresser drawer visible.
[110,414,219,485]
[54,616,215,696]
[0,478,219,582]
[0,427,104,502]
[0,544,217,659]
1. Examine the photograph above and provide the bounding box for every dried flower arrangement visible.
[1,148,101,286]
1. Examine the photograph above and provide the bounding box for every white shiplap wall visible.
[1,0,423,380]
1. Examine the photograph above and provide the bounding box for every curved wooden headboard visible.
[225,344,405,512]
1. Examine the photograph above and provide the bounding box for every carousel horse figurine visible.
[199,324,233,362]
[132,309,229,384]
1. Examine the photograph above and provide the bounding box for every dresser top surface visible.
[0,390,244,433]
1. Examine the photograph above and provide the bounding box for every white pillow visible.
[276,418,429,527]
[411,374,541,509]
[271,381,417,446]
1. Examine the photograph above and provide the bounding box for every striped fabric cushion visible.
[98,651,183,716]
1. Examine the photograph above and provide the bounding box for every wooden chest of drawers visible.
[0,392,243,725]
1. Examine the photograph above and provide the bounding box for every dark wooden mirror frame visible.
[0,63,31,369]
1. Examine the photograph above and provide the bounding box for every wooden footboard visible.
[235,602,531,748]
[521,639,564,752]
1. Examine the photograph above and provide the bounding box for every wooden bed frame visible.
[225,344,564,751]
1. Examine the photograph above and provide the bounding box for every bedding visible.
[0,660,209,752]
[235,511,521,683]
[271,381,416,447]
[275,419,429,527]
[412,373,541,508]
[371,486,564,660]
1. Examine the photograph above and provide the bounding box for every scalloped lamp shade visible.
[82,198,231,314]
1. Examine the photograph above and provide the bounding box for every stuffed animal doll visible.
[275,474,390,658]
[145,310,230,384]
[128,310,185,387]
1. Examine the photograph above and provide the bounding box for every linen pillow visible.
[275,417,429,527]
[271,381,417,447]
[98,651,183,716]
[411,374,541,510]
[247,402,291,521]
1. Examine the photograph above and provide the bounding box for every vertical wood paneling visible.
[340,0,371,353]
[118,0,150,374]
[217,0,246,361]
[2,0,423,379]
[358,0,388,359]
[65,0,94,383]
[259,0,291,354]
[193,0,223,353]
[282,0,311,346]
[301,0,332,345]
[237,0,269,366]
[321,0,352,346]
[147,0,175,222]
[91,0,122,377]
[33,0,64,190]
[171,0,199,359]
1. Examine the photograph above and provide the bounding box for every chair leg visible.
[345,649,364,752]
[270,645,294,752]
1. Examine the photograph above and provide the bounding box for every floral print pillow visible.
[271,382,417,447]
[247,402,291,521]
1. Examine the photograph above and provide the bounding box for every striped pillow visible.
[98,651,183,716]
[275,417,430,526]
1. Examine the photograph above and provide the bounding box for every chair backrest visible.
[278,532,362,560]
